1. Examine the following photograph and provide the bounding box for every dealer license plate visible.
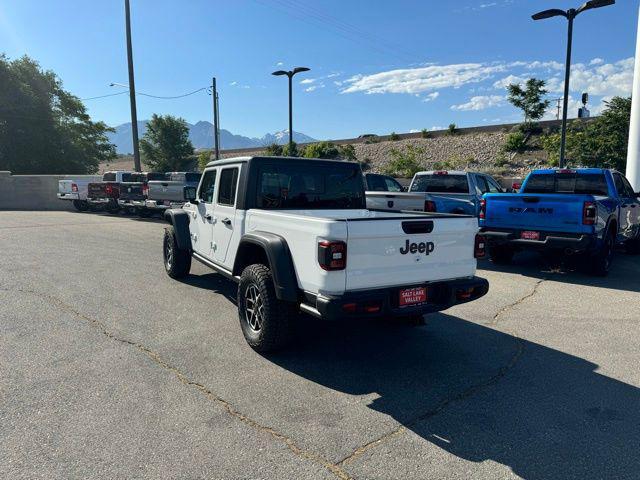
[521,231,540,240]
[399,287,427,307]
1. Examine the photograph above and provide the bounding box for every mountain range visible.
[108,121,317,154]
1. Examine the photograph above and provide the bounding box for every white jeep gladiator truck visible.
[163,156,489,352]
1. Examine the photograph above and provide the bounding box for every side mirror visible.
[184,186,197,202]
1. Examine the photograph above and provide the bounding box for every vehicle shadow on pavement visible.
[479,251,640,293]
[179,272,238,304]
[268,314,640,479]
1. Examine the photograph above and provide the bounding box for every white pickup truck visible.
[57,176,101,211]
[163,156,489,351]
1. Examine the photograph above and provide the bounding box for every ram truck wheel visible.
[163,226,191,279]
[238,264,297,353]
[137,208,153,218]
[489,245,514,265]
[590,232,614,276]
[72,200,88,212]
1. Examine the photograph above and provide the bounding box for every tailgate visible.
[365,192,424,211]
[484,194,593,233]
[58,180,74,194]
[148,182,184,202]
[88,183,105,198]
[120,183,145,200]
[345,216,477,291]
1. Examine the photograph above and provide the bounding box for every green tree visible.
[382,145,425,178]
[389,132,400,141]
[507,78,550,124]
[263,143,284,156]
[282,141,298,157]
[448,123,457,135]
[304,141,341,159]
[338,144,357,162]
[541,97,631,171]
[502,131,527,153]
[140,114,194,171]
[197,150,212,171]
[0,54,115,174]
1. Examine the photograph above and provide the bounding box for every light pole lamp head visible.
[532,8,568,20]
[292,67,310,75]
[577,0,615,14]
[272,70,289,77]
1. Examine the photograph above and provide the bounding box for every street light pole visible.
[532,0,615,169]
[272,67,310,152]
[124,0,141,172]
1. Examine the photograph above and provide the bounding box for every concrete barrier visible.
[0,171,101,211]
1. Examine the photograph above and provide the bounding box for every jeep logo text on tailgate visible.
[400,239,435,255]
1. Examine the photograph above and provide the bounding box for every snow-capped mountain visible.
[107,121,317,154]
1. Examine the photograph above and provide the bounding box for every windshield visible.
[523,173,610,195]
[410,174,469,193]
[256,163,365,209]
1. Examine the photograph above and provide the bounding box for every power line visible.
[81,92,130,101]
[81,86,210,102]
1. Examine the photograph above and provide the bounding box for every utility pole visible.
[124,0,141,172]
[212,77,220,160]
[627,4,640,192]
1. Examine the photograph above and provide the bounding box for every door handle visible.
[221,217,232,226]
[204,213,213,221]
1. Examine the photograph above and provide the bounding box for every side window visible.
[476,175,489,194]
[217,168,239,206]
[621,175,637,198]
[384,177,403,192]
[198,170,217,203]
[613,173,627,197]
[366,175,387,191]
[485,176,503,193]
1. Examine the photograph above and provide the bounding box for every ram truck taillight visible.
[424,200,437,212]
[142,184,149,197]
[583,201,597,225]
[71,183,78,193]
[479,199,486,220]
[318,241,347,271]
[474,234,486,258]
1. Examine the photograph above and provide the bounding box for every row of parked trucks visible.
[58,171,202,216]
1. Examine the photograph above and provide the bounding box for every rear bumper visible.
[310,276,489,321]
[145,200,185,210]
[57,193,79,201]
[481,229,596,251]
[118,199,146,207]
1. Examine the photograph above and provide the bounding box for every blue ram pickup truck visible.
[409,170,508,215]
[479,168,640,276]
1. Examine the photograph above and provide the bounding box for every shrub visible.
[264,143,283,156]
[303,141,340,159]
[197,151,212,171]
[503,131,527,153]
[448,123,457,135]
[382,145,425,178]
[338,144,357,161]
[421,128,430,139]
[389,132,400,141]
[282,141,298,157]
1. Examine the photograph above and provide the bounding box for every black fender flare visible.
[164,209,192,251]
[233,232,299,302]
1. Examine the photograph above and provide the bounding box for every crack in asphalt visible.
[489,278,546,326]
[2,287,351,480]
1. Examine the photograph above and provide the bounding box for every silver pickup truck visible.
[145,172,202,212]
[365,173,426,211]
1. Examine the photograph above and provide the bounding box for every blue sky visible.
[1,0,637,139]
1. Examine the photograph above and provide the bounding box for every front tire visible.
[163,226,191,278]
[72,200,88,212]
[238,264,297,352]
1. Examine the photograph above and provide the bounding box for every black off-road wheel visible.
[238,264,297,353]
[137,207,153,218]
[163,226,191,279]
[489,245,514,265]
[105,200,120,214]
[590,231,615,277]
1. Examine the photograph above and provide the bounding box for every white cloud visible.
[229,81,238,86]
[590,58,604,66]
[276,62,284,66]
[422,92,440,103]
[341,63,508,95]
[431,126,444,131]
[409,129,421,133]
[493,74,528,89]
[543,58,634,97]
[300,78,315,84]
[451,95,504,111]
[305,86,317,92]
[525,60,564,71]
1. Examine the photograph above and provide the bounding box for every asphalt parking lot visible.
[2,211,639,480]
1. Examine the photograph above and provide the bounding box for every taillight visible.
[434,170,448,175]
[479,199,486,220]
[424,200,437,212]
[142,184,149,197]
[105,184,113,195]
[474,234,486,258]
[71,183,78,192]
[583,201,596,225]
[318,241,347,271]
[556,169,576,174]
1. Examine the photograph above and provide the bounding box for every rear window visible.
[103,172,116,181]
[410,174,469,193]
[185,172,202,183]
[523,173,609,195]
[146,172,167,181]
[121,173,136,182]
[256,163,365,209]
